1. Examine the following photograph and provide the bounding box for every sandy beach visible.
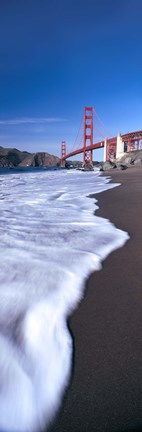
[50,166,142,432]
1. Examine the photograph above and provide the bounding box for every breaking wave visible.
[0,169,129,431]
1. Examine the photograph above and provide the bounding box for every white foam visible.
[0,169,129,431]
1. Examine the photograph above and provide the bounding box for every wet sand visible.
[50,167,142,432]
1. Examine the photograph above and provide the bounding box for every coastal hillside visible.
[100,149,142,171]
[0,146,60,168]
[118,149,142,165]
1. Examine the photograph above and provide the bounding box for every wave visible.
[0,169,129,431]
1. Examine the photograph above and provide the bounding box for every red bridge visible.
[61,107,142,166]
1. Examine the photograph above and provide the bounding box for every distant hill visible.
[0,147,60,168]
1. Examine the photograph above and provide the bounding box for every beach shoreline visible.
[50,166,142,432]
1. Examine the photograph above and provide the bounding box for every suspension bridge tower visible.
[60,106,105,167]
[83,106,93,167]
[61,140,66,167]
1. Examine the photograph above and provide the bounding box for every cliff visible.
[118,149,142,166]
[0,147,60,168]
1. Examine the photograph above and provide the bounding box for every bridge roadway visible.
[63,140,104,160]
[63,129,142,161]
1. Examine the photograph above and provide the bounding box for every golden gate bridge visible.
[61,106,142,167]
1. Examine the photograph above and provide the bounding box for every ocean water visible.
[0,169,129,431]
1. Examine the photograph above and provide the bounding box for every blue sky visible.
[0,0,142,160]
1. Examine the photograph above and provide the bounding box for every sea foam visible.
[0,169,129,431]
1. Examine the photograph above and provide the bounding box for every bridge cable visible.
[94,108,112,138]
[70,114,84,153]
[93,120,106,141]
[76,132,84,150]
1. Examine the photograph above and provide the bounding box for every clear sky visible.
[0,0,142,160]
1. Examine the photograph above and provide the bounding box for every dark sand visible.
[50,167,142,432]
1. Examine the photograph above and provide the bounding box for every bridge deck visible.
[63,141,104,160]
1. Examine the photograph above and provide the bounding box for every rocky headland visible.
[0,146,60,168]
[100,149,142,171]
